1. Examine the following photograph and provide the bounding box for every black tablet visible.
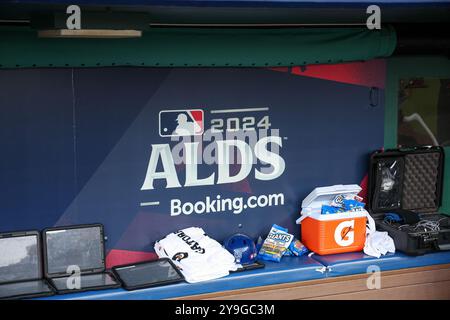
[112,258,184,291]
[43,224,120,294]
[231,261,265,273]
[0,279,53,300]
[49,273,119,294]
[0,231,54,299]
[43,224,105,276]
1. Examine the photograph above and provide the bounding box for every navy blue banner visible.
[0,67,384,257]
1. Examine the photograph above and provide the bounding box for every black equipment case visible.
[368,146,450,256]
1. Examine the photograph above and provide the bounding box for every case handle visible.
[385,145,440,153]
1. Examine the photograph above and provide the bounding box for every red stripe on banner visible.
[358,174,369,204]
[291,60,386,88]
[106,249,158,269]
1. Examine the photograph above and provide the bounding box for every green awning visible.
[0,26,396,68]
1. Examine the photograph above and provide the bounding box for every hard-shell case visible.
[368,146,450,255]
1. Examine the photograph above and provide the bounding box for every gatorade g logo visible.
[333,195,345,205]
[334,220,355,247]
[172,252,188,262]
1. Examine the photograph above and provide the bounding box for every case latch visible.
[418,231,440,250]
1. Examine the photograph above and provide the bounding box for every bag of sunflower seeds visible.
[257,224,294,262]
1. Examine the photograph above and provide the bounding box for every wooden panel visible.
[309,281,450,300]
[173,264,450,300]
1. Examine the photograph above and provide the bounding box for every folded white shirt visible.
[155,227,237,283]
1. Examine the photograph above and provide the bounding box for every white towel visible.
[364,213,396,258]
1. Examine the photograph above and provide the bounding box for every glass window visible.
[398,78,450,147]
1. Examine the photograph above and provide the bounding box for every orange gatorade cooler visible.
[296,184,367,255]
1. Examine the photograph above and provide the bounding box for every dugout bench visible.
[38,251,450,300]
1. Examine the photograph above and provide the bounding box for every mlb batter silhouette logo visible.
[159,109,204,137]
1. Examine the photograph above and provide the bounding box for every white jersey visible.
[155,227,237,283]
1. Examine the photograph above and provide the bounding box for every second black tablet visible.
[112,258,184,291]
[43,224,120,294]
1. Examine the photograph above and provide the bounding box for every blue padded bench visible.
[311,250,450,277]
[37,251,450,299]
[38,256,326,300]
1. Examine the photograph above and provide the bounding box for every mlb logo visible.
[159,109,204,137]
